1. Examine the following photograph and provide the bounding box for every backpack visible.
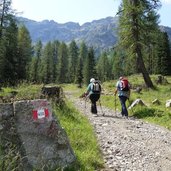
[92,81,101,93]
[120,79,130,91]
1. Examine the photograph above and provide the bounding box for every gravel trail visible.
[65,91,171,171]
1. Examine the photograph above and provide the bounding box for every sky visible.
[12,0,171,27]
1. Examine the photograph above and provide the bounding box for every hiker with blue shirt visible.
[114,77,130,118]
[86,78,101,114]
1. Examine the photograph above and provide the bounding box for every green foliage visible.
[3,18,18,85]
[29,40,43,83]
[68,40,79,82]
[117,0,161,88]
[57,42,69,83]
[41,42,54,83]
[96,52,110,82]
[156,32,171,75]
[17,25,32,80]
[83,47,96,85]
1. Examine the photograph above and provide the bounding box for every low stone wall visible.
[0,99,76,170]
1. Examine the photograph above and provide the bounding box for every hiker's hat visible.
[90,78,95,83]
[119,76,123,80]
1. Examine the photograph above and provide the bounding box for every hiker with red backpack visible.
[85,78,101,114]
[114,76,131,119]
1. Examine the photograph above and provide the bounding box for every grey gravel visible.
[65,92,171,171]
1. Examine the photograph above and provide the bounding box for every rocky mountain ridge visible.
[17,16,171,53]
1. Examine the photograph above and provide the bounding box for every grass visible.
[1,75,171,170]
[0,83,104,171]
[54,100,104,171]
[99,74,171,130]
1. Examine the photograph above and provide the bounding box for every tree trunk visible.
[131,0,154,89]
[136,49,154,88]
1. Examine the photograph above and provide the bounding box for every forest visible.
[0,0,171,88]
[1,0,171,170]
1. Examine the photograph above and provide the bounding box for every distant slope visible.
[17,17,118,53]
[17,17,171,53]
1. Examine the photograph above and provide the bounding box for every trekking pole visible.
[84,97,86,111]
[114,95,116,114]
[99,99,105,116]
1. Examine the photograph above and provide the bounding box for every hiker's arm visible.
[114,81,119,96]
[85,84,91,96]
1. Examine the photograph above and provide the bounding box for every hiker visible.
[85,78,101,114]
[114,76,130,118]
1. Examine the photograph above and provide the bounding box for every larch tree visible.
[75,41,88,87]
[68,40,78,82]
[0,0,13,38]
[29,40,43,83]
[75,56,83,88]
[83,47,96,85]
[57,42,69,83]
[156,31,171,75]
[17,25,32,81]
[3,17,18,85]
[41,42,54,84]
[96,52,110,82]
[51,40,60,82]
[118,0,161,88]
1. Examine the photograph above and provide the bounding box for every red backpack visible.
[120,79,130,91]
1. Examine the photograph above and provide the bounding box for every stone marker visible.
[0,99,76,170]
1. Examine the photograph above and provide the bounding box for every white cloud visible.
[161,0,171,4]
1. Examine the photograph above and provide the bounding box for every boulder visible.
[128,99,146,109]
[152,99,160,105]
[0,99,76,170]
[166,100,171,108]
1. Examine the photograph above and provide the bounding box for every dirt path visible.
[65,91,171,171]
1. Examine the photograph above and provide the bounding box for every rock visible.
[152,99,160,105]
[135,87,142,93]
[128,99,146,109]
[0,99,76,170]
[166,99,171,108]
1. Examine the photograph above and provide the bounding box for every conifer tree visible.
[118,0,161,88]
[75,56,83,88]
[29,40,42,83]
[83,47,96,85]
[3,17,18,85]
[156,32,171,75]
[68,40,78,82]
[51,40,60,82]
[41,42,54,84]
[0,0,13,38]
[96,52,110,82]
[79,41,88,63]
[17,25,32,80]
[57,42,68,83]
